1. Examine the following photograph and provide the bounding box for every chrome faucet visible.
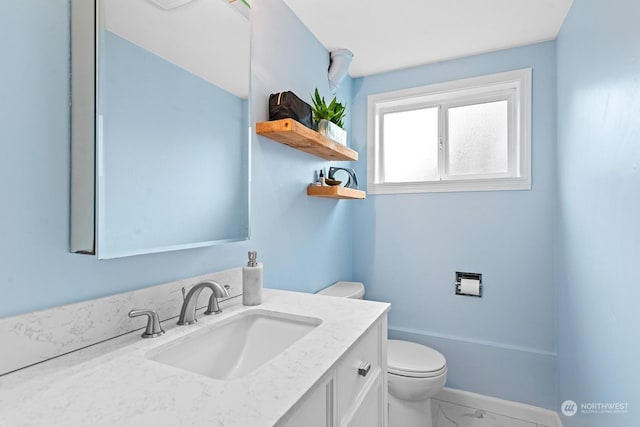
[177,280,230,325]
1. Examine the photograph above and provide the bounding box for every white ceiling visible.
[103,0,573,94]
[282,0,574,77]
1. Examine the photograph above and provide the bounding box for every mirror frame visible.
[70,0,251,257]
[70,0,96,254]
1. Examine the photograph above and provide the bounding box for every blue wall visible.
[556,0,640,425]
[0,0,353,318]
[250,0,355,294]
[351,43,558,409]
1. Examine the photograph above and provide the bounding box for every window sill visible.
[367,177,531,195]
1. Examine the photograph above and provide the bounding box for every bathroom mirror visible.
[71,0,251,259]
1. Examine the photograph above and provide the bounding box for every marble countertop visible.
[0,289,389,427]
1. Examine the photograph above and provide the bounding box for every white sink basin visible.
[147,310,321,380]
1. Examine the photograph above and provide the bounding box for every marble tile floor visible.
[431,399,551,427]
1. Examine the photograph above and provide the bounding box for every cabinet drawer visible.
[337,322,381,418]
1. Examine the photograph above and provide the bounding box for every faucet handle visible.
[129,309,165,338]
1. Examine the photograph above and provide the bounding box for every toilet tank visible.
[316,281,365,299]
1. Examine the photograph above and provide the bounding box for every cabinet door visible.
[280,376,333,427]
[344,373,384,427]
[338,317,387,427]
[337,325,381,417]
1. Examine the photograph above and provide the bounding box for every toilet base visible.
[389,393,433,427]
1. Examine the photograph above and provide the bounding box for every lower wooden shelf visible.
[307,185,366,199]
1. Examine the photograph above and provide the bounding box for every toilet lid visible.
[316,282,365,299]
[388,340,447,378]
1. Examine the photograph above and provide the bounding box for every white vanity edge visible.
[0,289,389,427]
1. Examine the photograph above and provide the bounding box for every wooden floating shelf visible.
[307,185,366,200]
[256,118,358,161]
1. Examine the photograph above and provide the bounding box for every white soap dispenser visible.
[243,251,263,306]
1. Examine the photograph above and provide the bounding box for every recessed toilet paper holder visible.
[455,272,482,297]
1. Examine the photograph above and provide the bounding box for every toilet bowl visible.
[317,282,447,427]
[387,339,447,426]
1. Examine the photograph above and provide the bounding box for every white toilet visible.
[317,282,447,427]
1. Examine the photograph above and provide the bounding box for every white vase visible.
[317,119,347,145]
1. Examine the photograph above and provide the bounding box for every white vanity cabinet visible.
[0,289,390,427]
[281,315,388,427]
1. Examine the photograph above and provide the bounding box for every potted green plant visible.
[311,88,347,145]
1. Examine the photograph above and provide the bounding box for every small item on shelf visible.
[311,170,321,186]
[311,88,348,145]
[328,167,359,189]
[324,178,342,186]
[268,91,313,129]
[317,119,347,145]
[311,88,346,129]
[319,169,325,186]
[242,251,263,306]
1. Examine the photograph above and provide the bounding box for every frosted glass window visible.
[368,68,531,194]
[447,101,508,176]
[382,108,439,182]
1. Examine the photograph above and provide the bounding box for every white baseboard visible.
[434,387,563,427]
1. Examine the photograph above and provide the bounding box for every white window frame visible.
[367,68,531,194]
